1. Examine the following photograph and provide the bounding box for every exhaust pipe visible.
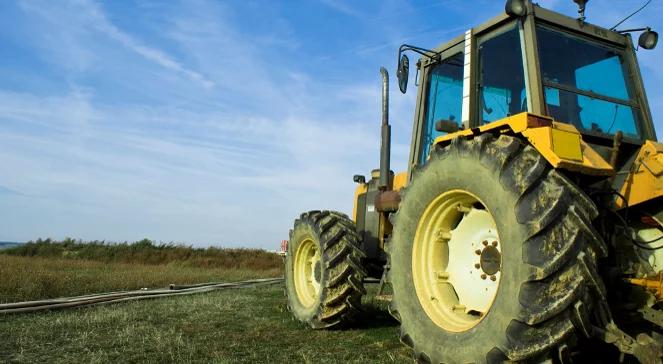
[379,67,391,191]
[375,67,401,212]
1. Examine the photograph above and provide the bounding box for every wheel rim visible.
[412,189,502,332]
[293,237,321,307]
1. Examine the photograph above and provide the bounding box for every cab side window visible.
[420,52,464,164]
[478,24,527,124]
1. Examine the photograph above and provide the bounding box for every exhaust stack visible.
[379,67,391,191]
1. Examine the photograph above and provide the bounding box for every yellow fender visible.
[433,112,614,176]
[617,140,663,208]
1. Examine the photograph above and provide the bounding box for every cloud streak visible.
[1,0,660,247]
[17,0,214,88]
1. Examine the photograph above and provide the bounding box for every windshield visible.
[536,26,642,139]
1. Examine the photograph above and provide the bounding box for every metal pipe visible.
[610,131,623,168]
[379,67,391,190]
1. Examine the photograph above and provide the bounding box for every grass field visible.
[0,283,410,363]
[0,239,283,303]
[0,240,410,362]
[0,255,282,303]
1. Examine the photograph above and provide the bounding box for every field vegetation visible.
[0,284,409,363]
[0,239,409,362]
[0,239,283,303]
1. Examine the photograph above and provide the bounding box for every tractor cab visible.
[398,1,658,172]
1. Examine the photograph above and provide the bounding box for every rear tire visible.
[388,134,608,363]
[285,210,367,328]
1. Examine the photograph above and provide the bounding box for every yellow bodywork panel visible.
[616,140,663,209]
[393,172,408,190]
[433,112,614,176]
[352,171,408,223]
[352,183,368,222]
[550,128,583,161]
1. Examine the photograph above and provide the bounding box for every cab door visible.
[409,42,465,170]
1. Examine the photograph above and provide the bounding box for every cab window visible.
[419,52,464,164]
[536,26,641,139]
[477,23,527,124]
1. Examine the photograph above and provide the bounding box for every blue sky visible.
[1,0,661,248]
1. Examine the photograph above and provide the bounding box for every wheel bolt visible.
[481,274,487,280]
[482,240,488,246]
[492,241,498,247]
[475,249,482,255]
[474,263,480,269]
[490,275,497,281]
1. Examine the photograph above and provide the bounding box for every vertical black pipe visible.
[379,67,391,190]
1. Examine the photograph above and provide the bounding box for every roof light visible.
[505,0,527,17]
[639,29,658,50]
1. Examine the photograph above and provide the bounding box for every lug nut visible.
[492,241,498,247]
[490,275,497,281]
[475,249,482,255]
[474,263,480,269]
[481,274,487,280]
[482,240,488,246]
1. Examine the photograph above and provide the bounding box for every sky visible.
[1,0,661,249]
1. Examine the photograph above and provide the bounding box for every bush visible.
[1,238,282,271]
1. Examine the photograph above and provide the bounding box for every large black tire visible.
[388,134,608,363]
[285,210,367,328]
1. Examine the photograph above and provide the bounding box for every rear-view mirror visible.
[397,54,409,94]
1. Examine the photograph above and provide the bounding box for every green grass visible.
[0,284,411,363]
[0,241,408,362]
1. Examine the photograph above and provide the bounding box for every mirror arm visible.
[616,26,651,34]
[397,44,440,67]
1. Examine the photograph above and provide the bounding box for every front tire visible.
[388,134,608,363]
[285,211,367,328]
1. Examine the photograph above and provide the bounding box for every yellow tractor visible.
[285,1,663,362]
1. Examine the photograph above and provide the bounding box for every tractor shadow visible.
[354,300,399,329]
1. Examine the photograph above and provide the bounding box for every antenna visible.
[573,0,589,22]
[610,0,653,31]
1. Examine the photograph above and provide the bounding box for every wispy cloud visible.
[318,0,362,17]
[1,0,660,246]
[0,186,25,197]
[17,0,214,88]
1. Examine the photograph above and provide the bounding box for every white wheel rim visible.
[412,189,502,332]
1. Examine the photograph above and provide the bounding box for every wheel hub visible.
[480,244,501,276]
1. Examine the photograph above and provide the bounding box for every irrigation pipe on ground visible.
[0,277,284,314]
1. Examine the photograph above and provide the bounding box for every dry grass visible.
[0,255,282,304]
[0,239,283,303]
